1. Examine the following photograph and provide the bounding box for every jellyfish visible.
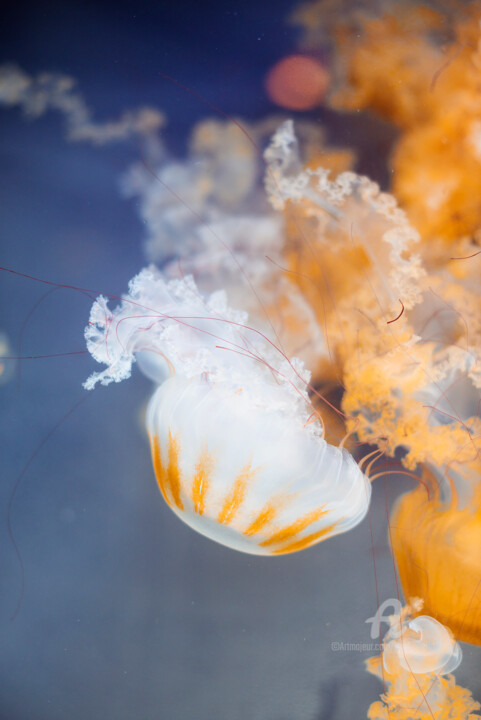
[122,114,353,374]
[317,1,481,247]
[391,473,481,647]
[84,266,371,554]
[3,7,481,716]
[263,120,425,380]
[365,600,479,719]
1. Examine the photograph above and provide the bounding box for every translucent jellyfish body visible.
[366,602,478,720]
[84,267,371,554]
[381,612,462,676]
[147,374,368,555]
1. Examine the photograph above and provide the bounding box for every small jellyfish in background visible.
[365,600,479,719]
[84,267,371,555]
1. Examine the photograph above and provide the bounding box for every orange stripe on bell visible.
[260,505,330,549]
[217,464,256,525]
[191,450,215,516]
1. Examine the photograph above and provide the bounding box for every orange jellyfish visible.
[325,2,481,248]
[390,468,481,647]
[263,119,425,387]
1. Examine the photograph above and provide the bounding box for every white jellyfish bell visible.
[382,612,462,676]
[84,266,371,555]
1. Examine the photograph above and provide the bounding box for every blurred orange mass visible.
[329,4,481,245]
[391,479,481,647]
[265,54,329,110]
